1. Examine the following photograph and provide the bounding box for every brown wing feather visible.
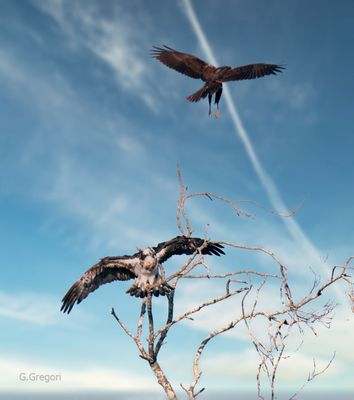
[217,63,285,82]
[154,236,225,263]
[151,45,208,79]
[61,256,138,314]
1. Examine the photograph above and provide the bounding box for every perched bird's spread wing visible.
[217,63,285,82]
[154,236,225,263]
[61,255,139,314]
[151,45,208,79]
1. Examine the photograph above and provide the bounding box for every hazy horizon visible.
[1,391,353,400]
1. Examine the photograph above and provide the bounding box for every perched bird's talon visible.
[215,110,221,119]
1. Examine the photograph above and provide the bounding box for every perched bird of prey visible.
[61,236,225,314]
[151,45,285,117]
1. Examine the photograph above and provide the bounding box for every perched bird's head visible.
[142,247,155,257]
[140,247,158,271]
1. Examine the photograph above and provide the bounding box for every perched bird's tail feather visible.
[126,282,173,298]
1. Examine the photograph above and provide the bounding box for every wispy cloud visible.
[0,291,63,326]
[268,79,316,111]
[180,0,345,303]
[32,0,159,111]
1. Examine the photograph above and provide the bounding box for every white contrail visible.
[181,0,344,301]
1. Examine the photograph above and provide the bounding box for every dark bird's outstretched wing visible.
[151,45,208,79]
[61,255,139,314]
[217,63,285,82]
[154,236,225,263]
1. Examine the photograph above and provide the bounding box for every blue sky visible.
[0,0,353,396]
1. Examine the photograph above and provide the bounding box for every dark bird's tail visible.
[126,282,173,298]
[187,84,209,102]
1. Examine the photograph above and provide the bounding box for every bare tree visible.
[111,166,353,400]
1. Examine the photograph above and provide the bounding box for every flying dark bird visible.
[151,45,285,117]
[61,236,225,314]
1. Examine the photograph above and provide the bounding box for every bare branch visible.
[177,164,193,236]
[155,286,249,340]
[137,300,147,340]
[289,352,336,400]
[111,307,150,361]
[146,294,155,362]
[155,290,175,356]
[183,270,280,280]
[111,307,135,340]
